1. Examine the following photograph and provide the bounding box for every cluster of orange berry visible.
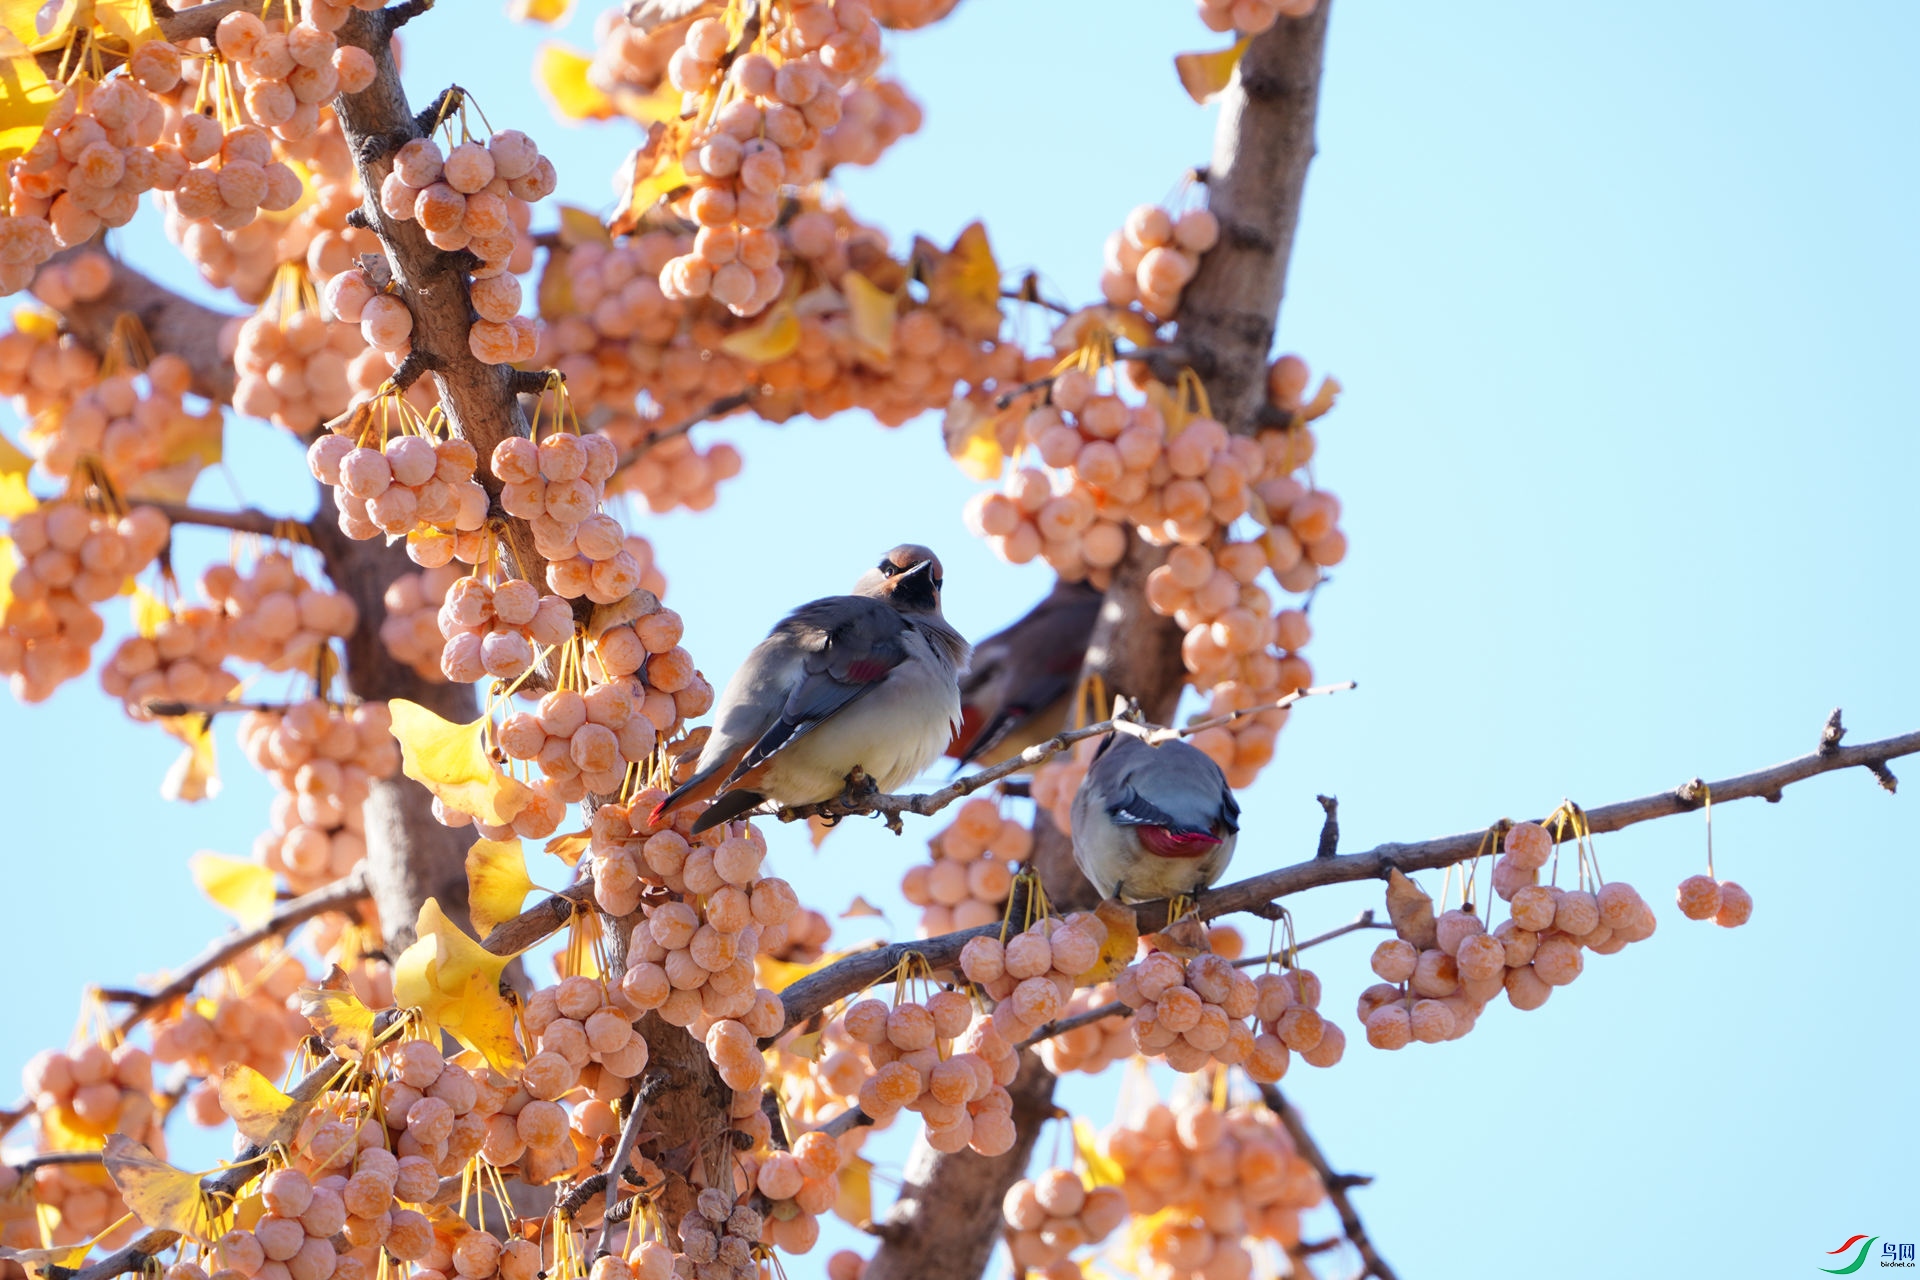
[1676,874,1753,927]
[240,699,399,894]
[1002,1168,1129,1275]
[899,796,1026,934]
[1100,204,1219,320]
[1193,0,1318,35]
[152,948,313,1125]
[656,0,883,316]
[1102,1089,1327,1279]
[960,912,1105,1041]
[2,497,170,701]
[1362,824,1657,1048]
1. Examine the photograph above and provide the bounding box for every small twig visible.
[138,698,308,718]
[113,870,371,1034]
[382,0,432,32]
[412,85,465,138]
[1315,794,1339,859]
[481,879,596,956]
[143,501,304,539]
[9,1151,105,1176]
[819,1107,875,1139]
[613,392,754,475]
[778,683,1354,833]
[595,1096,651,1257]
[1258,1084,1398,1280]
[1819,708,1846,755]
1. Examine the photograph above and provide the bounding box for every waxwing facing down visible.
[946,578,1103,770]
[1070,734,1240,902]
[652,545,971,834]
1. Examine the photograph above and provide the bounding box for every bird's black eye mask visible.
[878,558,943,591]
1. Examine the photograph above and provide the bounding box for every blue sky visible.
[4,2,1917,1276]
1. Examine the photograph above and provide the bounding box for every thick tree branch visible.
[775,722,1920,1036]
[105,869,371,1034]
[1178,4,1332,430]
[46,246,241,405]
[141,501,303,539]
[330,17,560,620]
[1258,1083,1398,1280]
[480,879,595,955]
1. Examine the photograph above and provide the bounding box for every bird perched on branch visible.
[947,578,1103,770]
[652,545,970,834]
[1070,734,1240,901]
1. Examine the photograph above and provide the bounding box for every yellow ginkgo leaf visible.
[534,42,614,121]
[754,944,865,997]
[92,0,158,50]
[101,1134,221,1242]
[0,0,81,51]
[1302,373,1342,422]
[0,431,35,517]
[940,396,1007,482]
[544,830,590,867]
[298,975,379,1060]
[160,715,220,803]
[1074,1117,1125,1186]
[718,302,800,363]
[834,1156,872,1228]
[389,699,534,826]
[610,139,689,237]
[0,1241,96,1271]
[232,1190,267,1232]
[612,79,684,127]
[215,1064,308,1149]
[1174,36,1252,105]
[556,205,613,250]
[129,586,169,638]
[0,538,16,617]
[508,0,572,22]
[188,852,275,929]
[927,222,1003,341]
[841,272,895,363]
[393,898,524,1071]
[1081,897,1141,986]
[0,47,65,162]
[466,838,534,938]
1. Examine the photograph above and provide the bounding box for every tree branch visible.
[779,684,1352,833]
[480,878,595,956]
[106,870,371,1034]
[140,501,305,539]
[774,721,1920,1036]
[45,246,242,405]
[1257,1083,1398,1280]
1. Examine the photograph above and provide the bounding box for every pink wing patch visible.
[1139,827,1222,860]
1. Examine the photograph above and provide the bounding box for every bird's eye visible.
[878,559,902,576]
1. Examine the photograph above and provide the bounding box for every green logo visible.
[1822,1236,1880,1275]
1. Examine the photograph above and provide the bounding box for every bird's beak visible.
[900,560,934,581]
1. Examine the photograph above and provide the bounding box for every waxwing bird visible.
[947,578,1103,770]
[1070,734,1240,902]
[653,545,971,834]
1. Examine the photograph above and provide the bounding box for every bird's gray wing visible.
[724,596,913,785]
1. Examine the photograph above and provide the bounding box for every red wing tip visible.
[648,800,671,825]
